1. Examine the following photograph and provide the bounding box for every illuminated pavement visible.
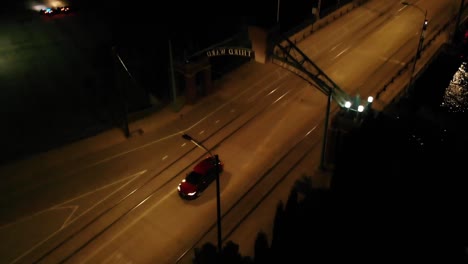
[1,0,460,261]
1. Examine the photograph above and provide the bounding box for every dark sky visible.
[0,0,322,52]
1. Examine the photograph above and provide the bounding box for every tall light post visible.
[112,46,130,138]
[277,0,280,23]
[181,133,222,253]
[168,39,177,106]
[320,92,332,170]
[402,1,428,93]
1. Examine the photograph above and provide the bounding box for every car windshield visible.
[185,171,203,184]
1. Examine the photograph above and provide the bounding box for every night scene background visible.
[1,0,347,164]
[1,0,467,263]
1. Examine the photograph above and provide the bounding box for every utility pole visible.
[320,91,332,170]
[277,0,280,23]
[168,39,177,105]
[401,2,428,93]
[112,47,130,138]
[182,133,223,253]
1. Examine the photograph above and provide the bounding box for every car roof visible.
[185,171,203,184]
[193,157,214,174]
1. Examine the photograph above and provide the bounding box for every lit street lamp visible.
[402,1,428,93]
[321,93,373,170]
[344,95,374,113]
[343,94,374,121]
[181,133,223,253]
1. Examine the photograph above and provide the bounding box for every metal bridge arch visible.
[182,26,355,109]
[248,26,352,108]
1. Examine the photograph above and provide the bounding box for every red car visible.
[178,156,224,199]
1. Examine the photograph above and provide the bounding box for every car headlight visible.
[187,192,197,196]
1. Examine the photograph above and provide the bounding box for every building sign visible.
[206,47,254,58]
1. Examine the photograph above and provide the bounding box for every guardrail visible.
[374,11,461,107]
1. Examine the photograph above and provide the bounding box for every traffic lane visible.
[295,0,454,103]
[1,65,299,263]
[0,63,291,226]
[298,0,454,98]
[299,0,400,64]
[45,75,308,262]
[65,70,324,264]
[185,86,331,254]
[339,0,456,97]
[0,61,285,204]
[225,1,459,259]
[323,9,418,94]
[222,119,327,259]
[0,170,147,264]
[19,2,402,260]
[60,0,458,262]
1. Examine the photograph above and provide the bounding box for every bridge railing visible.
[270,36,351,107]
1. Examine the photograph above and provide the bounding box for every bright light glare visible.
[344,101,351,108]
[31,4,48,11]
[367,96,374,103]
[50,0,65,7]
[358,105,364,112]
[29,0,69,11]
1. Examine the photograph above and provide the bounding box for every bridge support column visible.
[248,26,270,64]
[176,57,212,105]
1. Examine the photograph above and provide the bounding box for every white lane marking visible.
[9,170,146,264]
[333,47,350,60]
[273,90,291,104]
[268,87,279,95]
[181,142,187,147]
[80,189,176,262]
[76,66,291,172]
[198,130,205,135]
[60,205,79,228]
[305,125,318,136]
[162,155,168,161]
[83,117,321,263]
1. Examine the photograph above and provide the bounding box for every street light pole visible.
[181,133,222,253]
[277,0,280,23]
[213,154,222,254]
[320,91,332,170]
[112,46,130,138]
[402,2,428,93]
[168,39,177,105]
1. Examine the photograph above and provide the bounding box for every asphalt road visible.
[0,0,463,263]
